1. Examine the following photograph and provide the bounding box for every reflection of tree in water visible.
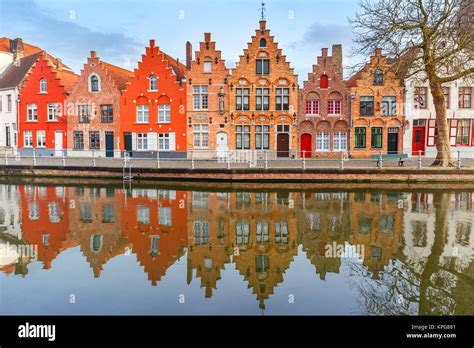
[347,193,474,315]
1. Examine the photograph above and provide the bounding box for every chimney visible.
[375,48,383,57]
[321,48,328,58]
[332,44,343,74]
[11,38,24,59]
[149,39,155,48]
[259,20,266,31]
[186,41,192,70]
[204,33,211,42]
[90,50,97,58]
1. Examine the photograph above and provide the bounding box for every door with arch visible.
[216,132,228,158]
[300,133,312,158]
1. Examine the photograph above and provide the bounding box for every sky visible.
[0,0,361,78]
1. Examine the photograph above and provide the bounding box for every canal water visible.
[0,182,473,315]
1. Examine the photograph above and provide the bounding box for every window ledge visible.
[156,122,171,125]
[147,90,158,93]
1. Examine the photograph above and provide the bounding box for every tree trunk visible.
[429,81,455,166]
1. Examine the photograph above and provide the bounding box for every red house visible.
[18,53,78,156]
[120,40,187,158]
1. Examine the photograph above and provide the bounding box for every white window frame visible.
[158,104,171,123]
[193,124,209,148]
[159,207,172,226]
[136,104,149,123]
[24,131,33,147]
[47,103,58,121]
[149,75,158,91]
[137,133,148,150]
[27,103,37,122]
[316,131,330,151]
[333,131,347,152]
[193,85,208,110]
[36,130,46,147]
[40,78,47,93]
[203,61,212,73]
[158,133,170,150]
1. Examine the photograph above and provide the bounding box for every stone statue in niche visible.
[218,87,225,115]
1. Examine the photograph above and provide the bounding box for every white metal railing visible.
[3,148,474,171]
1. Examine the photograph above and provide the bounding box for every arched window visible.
[90,75,100,92]
[90,234,103,253]
[320,75,329,89]
[374,69,384,86]
[203,60,212,73]
[149,75,157,91]
[260,38,267,47]
[40,78,47,93]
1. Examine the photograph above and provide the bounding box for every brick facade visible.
[186,33,230,159]
[299,45,350,158]
[348,48,404,158]
[228,21,298,158]
[66,51,132,157]
[120,40,187,158]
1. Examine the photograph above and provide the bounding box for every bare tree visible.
[351,0,474,166]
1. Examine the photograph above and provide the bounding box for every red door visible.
[300,133,312,158]
[412,126,426,156]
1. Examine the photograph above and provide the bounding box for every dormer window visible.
[260,38,267,47]
[89,74,100,92]
[203,61,212,73]
[40,78,47,93]
[374,69,384,86]
[149,75,157,91]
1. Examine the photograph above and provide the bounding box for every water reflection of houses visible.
[19,185,76,270]
[228,191,298,309]
[187,191,232,298]
[122,188,187,286]
[349,191,404,279]
[296,191,351,280]
[68,186,129,277]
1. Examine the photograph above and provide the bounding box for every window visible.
[459,87,472,109]
[203,61,212,73]
[316,132,330,151]
[192,191,209,207]
[443,87,450,109]
[360,96,374,116]
[381,96,397,116]
[102,205,115,223]
[158,133,170,150]
[256,221,269,243]
[40,78,47,93]
[259,38,266,47]
[236,221,250,245]
[275,221,289,244]
[150,235,159,256]
[320,75,328,89]
[47,103,58,121]
[80,204,92,222]
[371,127,383,148]
[236,125,250,149]
[414,87,428,109]
[27,103,37,121]
[137,133,148,150]
[333,131,347,151]
[456,119,470,145]
[380,216,394,233]
[306,99,319,115]
[48,202,60,223]
[355,127,366,148]
[158,104,171,123]
[23,131,33,147]
[149,75,157,91]
[193,85,208,110]
[236,88,250,110]
[255,125,270,149]
[194,220,209,245]
[101,104,113,123]
[36,130,46,147]
[28,202,39,220]
[136,104,149,123]
[277,124,290,133]
[255,255,269,273]
[236,192,251,208]
[328,99,342,115]
[276,88,289,111]
[0,96,2,112]
[89,131,100,149]
[159,207,172,226]
[374,69,383,86]
[256,59,270,75]
[90,75,99,92]
[78,105,90,123]
[7,95,12,111]
[137,205,150,224]
[74,131,84,149]
[193,124,209,148]
[256,88,270,110]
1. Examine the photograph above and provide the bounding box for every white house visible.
[403,70,474,158]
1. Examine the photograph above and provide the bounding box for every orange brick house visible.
[120,40,187,158]
[18,53,78,156]
[347,48,404,158]
[186,33,230,159]
[66,51,133,158]
[228,20,298,158]
[298,45,350,158]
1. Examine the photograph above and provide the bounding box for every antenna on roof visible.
[259,1,266,21]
